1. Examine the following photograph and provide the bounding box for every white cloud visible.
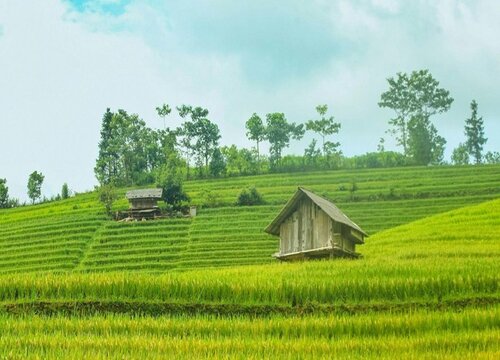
[0,0,166,199]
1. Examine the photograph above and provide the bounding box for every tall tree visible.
[209,148,226,177]
[266,113,304,168]
[176,105,220,177]
[306,104,341,155]
[245,113,266,161]
[464,100,487,164]
[98,183,117,217]
[156,147,190,211]
[61,183,69,200]
[27,171,44,204]
[220,145,259,176]
[193,118,221,170]
[94,109,158,186]
[484,151,500,164]
[304,139,321,166]
[0,178,8,208]
[94,108,118,185]
[156,103,171,130]
[378,69,453,157]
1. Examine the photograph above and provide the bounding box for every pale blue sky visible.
[0,0,499,200]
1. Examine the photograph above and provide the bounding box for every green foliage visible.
[245,113,266,160]
[306,104,341,155]
[156,152,190,211]
[464,100,487,164]
[61,183,69,200]
[236,187,264,206]
[98,183,117,216]
[156,103,172,130]
[266,113,304,169]
[344,151,405,169]
[177,105,221,177]
[221,145,259,176]
[0,178,8,208]
[407,116,446,165]
[304,139,321,166]
[27,171,44,204]
[484,151,500,164]
[209,148,226,177]
[379,69,453,156]
[451,143,470,165]
[94,108,164,186]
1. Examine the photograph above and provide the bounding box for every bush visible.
[98,184,118,216]
[161,180,190,211]
[236,187,264,206]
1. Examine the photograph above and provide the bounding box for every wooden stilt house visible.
[125,188,163,219]
[265,187,367,260]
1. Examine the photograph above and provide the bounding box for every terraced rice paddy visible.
[0,165,498,358]
[0,197,498,358]
[0,164,498,274]
[80,218,192,272]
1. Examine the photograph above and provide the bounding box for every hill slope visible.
[0,164,499,274]
[1,197,498,309]
[0,197,498,358]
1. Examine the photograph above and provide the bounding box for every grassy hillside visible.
[0,197,498,358]
[0,164,499,274]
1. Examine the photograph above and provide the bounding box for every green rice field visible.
[0,164,498,358]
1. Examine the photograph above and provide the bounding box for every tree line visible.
[0,172,70,209]
[0,69,498,209]
[94,69,496,186]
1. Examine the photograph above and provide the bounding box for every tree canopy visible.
[245,113,266,160]
[266,113,304,169]
[464,100,487,164]
[379,69,453,159]
[27,171,44,204]
[306,104,341,155]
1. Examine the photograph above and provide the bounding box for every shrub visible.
[98,184,117,216]
[236,187,264,206]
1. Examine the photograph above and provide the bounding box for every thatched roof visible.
[264,187,368,236]
[125,188,163,200]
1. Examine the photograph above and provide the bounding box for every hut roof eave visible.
[125,188,163,200]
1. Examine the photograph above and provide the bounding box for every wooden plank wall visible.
[279,198,337,254]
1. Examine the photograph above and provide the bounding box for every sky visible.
[0,0,499,201]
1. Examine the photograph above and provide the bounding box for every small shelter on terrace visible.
[265,187,367,260]
[125,188,163,219]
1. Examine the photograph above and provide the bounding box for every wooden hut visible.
[125,188,163,219]
[265,187,367,260]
